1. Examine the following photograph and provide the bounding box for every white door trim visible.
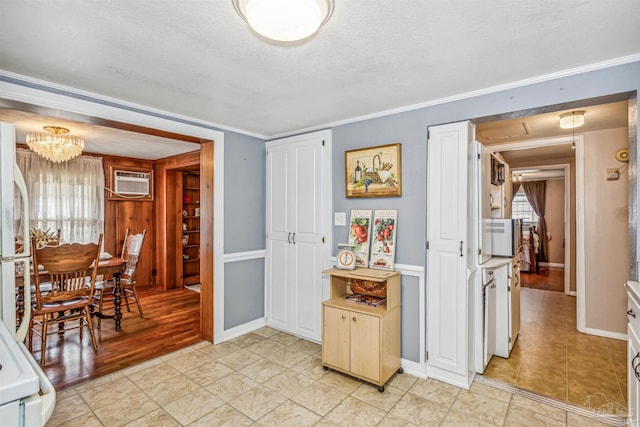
[0,78,227,343]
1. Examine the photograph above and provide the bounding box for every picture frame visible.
[106,164,154,201]
[490,155,505,186]
[369,209,397,271]
[348,209,373,268]
[345,143,402,198]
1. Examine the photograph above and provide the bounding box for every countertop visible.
[480,256,514,269]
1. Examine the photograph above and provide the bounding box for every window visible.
[16,149,105,244]
[511,189,538,227]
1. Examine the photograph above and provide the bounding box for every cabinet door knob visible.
[459,241,463,257]
[352,316,357,322]
[288,233,291,244]
[628,309,636,318]
[341,314,345,320]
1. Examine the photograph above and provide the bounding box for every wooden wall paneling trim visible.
[200,141,214,341]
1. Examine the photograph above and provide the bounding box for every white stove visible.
[0,320,55,426]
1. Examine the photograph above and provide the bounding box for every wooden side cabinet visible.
[322,268,402,392]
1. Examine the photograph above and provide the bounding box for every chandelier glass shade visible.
[26,126,85,163]
[233,0,334,42]
[559,111,585,129]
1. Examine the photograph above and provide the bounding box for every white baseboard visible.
[222,317,267,341]
[400,359,427,379]
[427,365,474,390]
[584,327,627,341]
[539,262,564,268]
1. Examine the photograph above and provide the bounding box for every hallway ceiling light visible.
[26,126,84,162]
[559,111,585,129]
[232,0,334,42]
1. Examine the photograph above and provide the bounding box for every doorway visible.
[474,95,633,412]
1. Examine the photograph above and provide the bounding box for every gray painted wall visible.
[224,131,266,253]
[223,61,640,362]
[224,258,265,329]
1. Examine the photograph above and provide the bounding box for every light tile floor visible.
[49,326,623,426]
[483,288,627,416]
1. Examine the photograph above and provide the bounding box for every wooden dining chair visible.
[94,229,146,328]
[29,234,103,365]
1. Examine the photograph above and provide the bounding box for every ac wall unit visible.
[114,170,151,195]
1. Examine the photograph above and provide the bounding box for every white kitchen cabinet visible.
[489,155,511,219]
[503,163,512,218]
[266,131,330,342]
[509,255,521,346]
[625,281,640,423]
[494,255,520,358]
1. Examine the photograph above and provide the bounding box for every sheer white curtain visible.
[16,148,105,244]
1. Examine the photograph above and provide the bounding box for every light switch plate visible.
[334,212,346,226]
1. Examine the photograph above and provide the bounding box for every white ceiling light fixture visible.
[26,126,84,163]
[232,0,334,42]
[559,111,585,129]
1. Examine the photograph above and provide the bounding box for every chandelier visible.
[26,126,85,163]
[232,0,334,42]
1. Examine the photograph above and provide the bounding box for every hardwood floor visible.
[30,286,202,391]
[521,265,564,292]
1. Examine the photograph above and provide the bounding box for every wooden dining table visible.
[16,257,127,331]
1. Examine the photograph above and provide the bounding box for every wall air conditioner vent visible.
[114,170,151,195]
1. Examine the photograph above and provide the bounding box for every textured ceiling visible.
[1,0,639,140]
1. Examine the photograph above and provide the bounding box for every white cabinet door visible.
[485,279,497,366]
[628,325,640,423]
[509,259,521,350]
[479,144,492,263]
[427,121,472,385]
[266,146,291,331]
[266,132,327,342]
[494,264,510,358]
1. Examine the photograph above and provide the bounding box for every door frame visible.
[0,77,225,343]
[502,158,573,295]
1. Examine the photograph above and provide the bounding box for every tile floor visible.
[483,288,627,416]
[48,325,625,426]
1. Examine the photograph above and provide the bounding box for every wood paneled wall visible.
[154,150,201,291]
[102,155,155,287]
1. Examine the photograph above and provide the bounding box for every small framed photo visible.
[345,143,402,198]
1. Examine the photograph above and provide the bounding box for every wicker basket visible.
[350,279,386,298]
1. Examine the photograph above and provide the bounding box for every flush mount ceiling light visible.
[232,0,334,42]
[26,126,84,163]
[559,111,585,129]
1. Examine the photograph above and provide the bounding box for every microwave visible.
[489,219,522,257]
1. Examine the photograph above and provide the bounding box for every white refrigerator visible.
[0,122,56,426]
